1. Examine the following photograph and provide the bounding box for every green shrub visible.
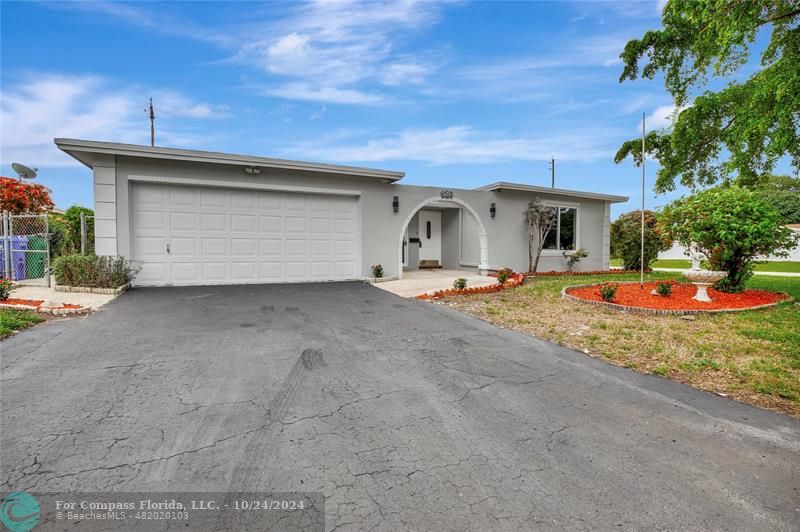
[599,284,617,302]
[0,278,14,300]
[47,215,70,257]
[453,278,467,290]
[660,187,797,292]
[496,268,512,284]
[53,254,137,288]
[62,206,94,252]
[655,281,672,297]
[610,210,671,271]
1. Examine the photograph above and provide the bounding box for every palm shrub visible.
[53,254,137,288]
[660,187,797,292]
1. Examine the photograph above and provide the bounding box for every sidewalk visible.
[11,284,119,309]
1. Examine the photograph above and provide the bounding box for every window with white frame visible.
[542,206,578,251]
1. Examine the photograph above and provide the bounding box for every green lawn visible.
[0,309,44,339]
[447,272,800,416]
[610,258,800,273]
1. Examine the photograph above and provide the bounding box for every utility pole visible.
[549,156,555,188]
[146,98,155,147]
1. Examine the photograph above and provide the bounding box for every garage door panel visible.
[285,239,308,256]
[134,211,167,231]
[170,237,197,257]
[285,262,309,279]
[232,262,257,281]
[259,216,282,233]
[285,217,308,233]
[231,214,257,232]
[259,238,282,256]
[260,262,283,280]
[170,212,197,231]
[201,189,227,208]
[171,262,200,283]
[201,213,227,231]
[201,238,227,255]
[202,262,228,281]
[170,187,197,206]
[131,183,360,286]
[230,190,256,209]
[134,236,167,257]
[232,238,257,256]
[138,262,170,284]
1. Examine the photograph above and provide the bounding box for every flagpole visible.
[641,112,645,288]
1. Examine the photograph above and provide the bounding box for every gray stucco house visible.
[56,138,628,287]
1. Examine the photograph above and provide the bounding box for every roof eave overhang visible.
[54,138,405,181]
[477,181,629,203]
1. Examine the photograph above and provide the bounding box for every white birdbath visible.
[682,248,727,302]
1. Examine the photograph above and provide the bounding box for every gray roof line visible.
[54,138,405,180]
[476,181,629,203]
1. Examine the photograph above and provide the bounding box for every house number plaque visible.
[440,189,454,199]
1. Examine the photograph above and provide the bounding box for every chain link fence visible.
[1,212,50,286]
[80,212,95,255]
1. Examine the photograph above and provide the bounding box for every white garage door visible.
[131,182,360,286]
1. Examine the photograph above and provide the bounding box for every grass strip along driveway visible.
[443,272,800,416]
[0,309,43,339]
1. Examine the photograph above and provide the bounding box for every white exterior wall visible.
[93,154,117,256]
[94,154,615,279]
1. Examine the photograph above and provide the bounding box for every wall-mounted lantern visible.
[490,202,496,218]
[392,196,399,213]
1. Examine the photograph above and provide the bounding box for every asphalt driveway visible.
[2,282,798,530]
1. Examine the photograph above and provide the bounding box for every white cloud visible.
[0,74,229,167]
[642,104,681,132]
[280,125,617,165]
[234,0,441,103]
[261,83,384,105]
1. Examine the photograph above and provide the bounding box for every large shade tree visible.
[614,1,800,193]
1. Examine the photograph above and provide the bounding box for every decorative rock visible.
[39,300,64,309]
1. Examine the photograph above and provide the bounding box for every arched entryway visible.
[397,197,489,279]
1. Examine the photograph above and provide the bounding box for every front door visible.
[418,210,441,264]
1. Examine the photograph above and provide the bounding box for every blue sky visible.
[2,0,704,217]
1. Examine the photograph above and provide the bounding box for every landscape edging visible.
[54,283,130,295]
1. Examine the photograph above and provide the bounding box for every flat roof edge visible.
[477,181,629,203]
[54,138,405,180]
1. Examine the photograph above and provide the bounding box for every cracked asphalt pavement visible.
[2,282,799,530]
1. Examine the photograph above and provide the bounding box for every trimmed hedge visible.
[53,254,136,288]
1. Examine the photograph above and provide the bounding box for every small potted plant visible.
[371,264,384,279]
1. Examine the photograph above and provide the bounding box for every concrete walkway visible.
[653,267,800,277]
[375,268,497,297]
[10,283,118,309]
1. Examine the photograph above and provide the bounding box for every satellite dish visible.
[11,162,37,180]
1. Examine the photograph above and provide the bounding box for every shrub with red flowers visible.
[0,177,54,214]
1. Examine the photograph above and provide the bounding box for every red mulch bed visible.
[0,298,81,309]
[565,281,789,311]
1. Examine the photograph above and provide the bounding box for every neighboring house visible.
[55,138,628,287]
[659,225,800,262]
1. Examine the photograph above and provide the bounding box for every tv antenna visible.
[11,162,38,181]
[145,97,155,146]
